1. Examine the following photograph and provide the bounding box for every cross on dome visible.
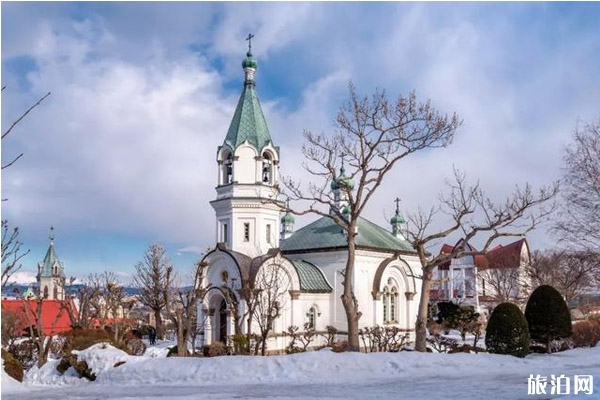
[245,33,255,53]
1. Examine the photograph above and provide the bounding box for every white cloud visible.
[2,3,599,276]
[4,270,37,286]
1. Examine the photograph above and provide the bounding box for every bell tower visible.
[36,226,66,300]
[210,37,282,256]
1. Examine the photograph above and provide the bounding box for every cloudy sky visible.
[2,2,599,284]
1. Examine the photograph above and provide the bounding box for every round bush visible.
[485,302,530,358]
[2,348,24,382]
[525,285,572,352]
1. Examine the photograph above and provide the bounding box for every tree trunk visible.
[177,317,187,357]
[341,235,361,352]
[415,268,434,352]
[154,309,163,340]
[261,333,267,356]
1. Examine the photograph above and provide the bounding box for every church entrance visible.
[219,299,228,343]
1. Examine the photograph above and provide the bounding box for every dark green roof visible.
[39,243,65,277]
[224,81,272,152]
[281,216,415,254]
[290,260,332,293]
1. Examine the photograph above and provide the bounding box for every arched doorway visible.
[219,299,228,343]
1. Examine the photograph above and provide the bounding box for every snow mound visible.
[72,343,130,376]
[2,361,25,393]
[25,360,84,386]
[143,346,170,358]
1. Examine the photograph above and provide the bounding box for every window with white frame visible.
[307,306,316,330]
[382,278,399,324]
[243,223,250,242]
[383,287,390,323]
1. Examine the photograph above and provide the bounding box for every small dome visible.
[390,212,405,225]
[281,212,295,224]
[242,51,258,69]
[330,166,355,191]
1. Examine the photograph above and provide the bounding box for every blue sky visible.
[2,2,600,285]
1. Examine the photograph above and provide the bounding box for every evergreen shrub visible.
[485,302,530,358]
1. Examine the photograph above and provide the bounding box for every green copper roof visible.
[391,211,406,225]
[290,260,332,293]
[224,55,272,152]
[242,51,258,69]
[330,165,355,191]
[281,212,295,224]
[281,216,415,254]
[39,242,65,278]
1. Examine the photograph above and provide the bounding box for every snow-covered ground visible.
[2,342,599,399]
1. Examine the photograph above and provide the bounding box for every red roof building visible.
[432,238,531,312]
[1,298,78,335]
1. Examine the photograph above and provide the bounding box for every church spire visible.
[390,197,406,239]
[223,35,272,153]
[212,35,282,256]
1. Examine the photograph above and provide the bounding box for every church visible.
[196,44,422,352]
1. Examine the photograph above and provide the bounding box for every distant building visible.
[36,227,66,300]
[1,227,77,335]
[431,238,531,313]
[1,298,77,335]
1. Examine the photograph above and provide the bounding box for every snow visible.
[72,343,130,376]
[2,343,599,399]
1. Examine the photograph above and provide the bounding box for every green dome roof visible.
[281,212,295,224]
[330,166,355,191]
[242,51,257,69]
[390,212,405,225]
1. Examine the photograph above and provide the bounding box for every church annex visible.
[197,45,422,352]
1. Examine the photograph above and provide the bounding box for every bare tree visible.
[478,267,524,304]
[1,220,30,287]
[554,119,600,253]
[1,86,51,170]
[166,261,207,357]
[282,84,460,351]
[406,169,557,351]
[102,273,129,343]
[132,244,174,340]
[528,249,597,303]
[252,263,291,356]
[66,274,103,329]
[478,248,530,304]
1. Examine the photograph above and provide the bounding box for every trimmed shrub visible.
[59,328,132,356]
[55,354,96,381]
[7,339,37,370]
[2,348,24,382]
[525,285,572,353]
[571,320,600,348]
[436,302,459,323]
[331,340,348,353]
[485,302,530,358]
[203,342,227,357]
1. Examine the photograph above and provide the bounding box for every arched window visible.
[307,307,316,330]
[53,286,58,300]
[223,152,233,184]
[43,286,49,299]
[383,287,390,323]
[262,152,272,184]
[390,287,397,323]
[382,279,400,324]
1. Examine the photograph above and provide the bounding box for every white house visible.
[431,238,531,314]
[196,47,422,353]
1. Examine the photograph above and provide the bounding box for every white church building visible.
[197,46,422,352]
